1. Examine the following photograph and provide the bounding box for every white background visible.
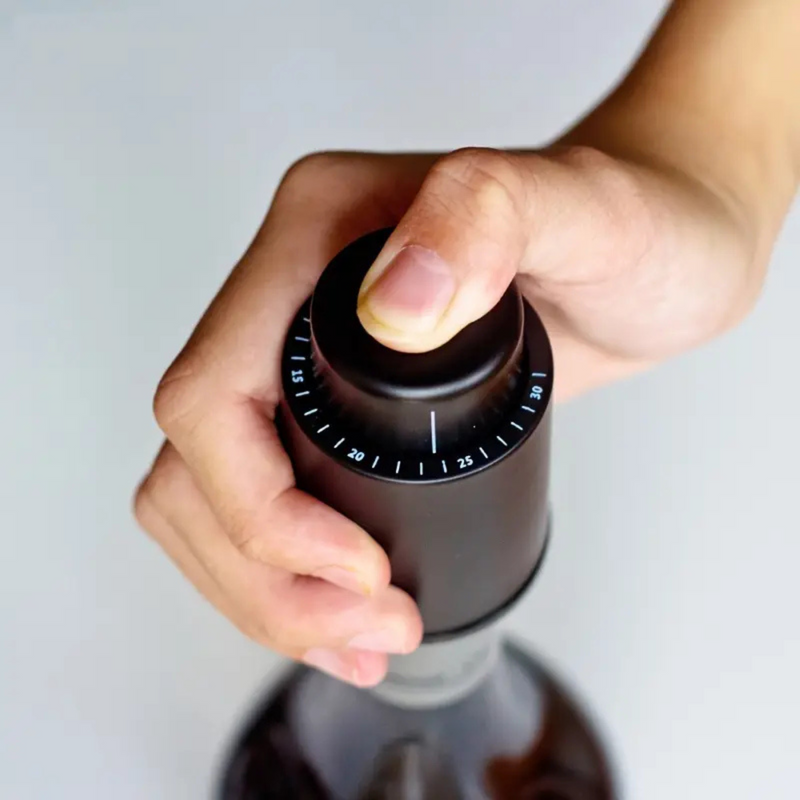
[2,2,798,798]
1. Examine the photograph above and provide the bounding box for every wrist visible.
[566,90,791,254]
[561,0,800,279]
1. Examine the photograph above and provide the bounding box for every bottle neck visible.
[370,624,502,709]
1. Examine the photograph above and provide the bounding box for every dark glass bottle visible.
[220,640,615,799]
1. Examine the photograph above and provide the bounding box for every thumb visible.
[357,148,531,353]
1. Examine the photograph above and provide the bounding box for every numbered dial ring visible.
[281,298,553,482]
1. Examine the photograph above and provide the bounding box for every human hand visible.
[134,139,765,688]
[134,154,438,688]
[356,144,760,399]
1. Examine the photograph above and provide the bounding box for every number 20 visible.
[347,448,365,462]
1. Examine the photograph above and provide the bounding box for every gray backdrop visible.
[2,2,798,798]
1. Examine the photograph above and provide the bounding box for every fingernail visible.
[312,565,373,596]
[303,648,387,688]
[302,648,358,683]
[347,627,409,654]
[359,246,456,334]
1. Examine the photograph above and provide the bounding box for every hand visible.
[134,154,444,689]
[134,143,761,689]
[356,145,760,399]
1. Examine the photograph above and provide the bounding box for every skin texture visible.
[134,0,800,687]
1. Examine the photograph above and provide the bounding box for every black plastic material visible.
[279,229,554,636]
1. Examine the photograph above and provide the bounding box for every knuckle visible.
[226,512,266,559]
[555,143,618,175]
[277,151,356,197]
[132,475,160,534]
[228,512,293,571]
[134,447,185,525]
[248,615,277,649]
[427,147,525,223]
[558,145,657,267]
[227,492,292,564]
[251,604,297,653]
[559,145,649,220]
[152,358,202,436]
[388,595,424,651]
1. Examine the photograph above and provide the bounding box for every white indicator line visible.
[334,437,345,449]
[295,391,310,397]
[295,336,310,342]
[303,408,319,416]
[419,463,424,476]
[531,372,548,377]
[316,424,330,433]
[441,460,448,474]
[480,447,488,459]
[371,456,380,469]
[291,356,306,361]
[496,436,508,447]
[521,406,535,413]
[395,461,401,474]
[302,316,310,323]
[430,410,437,454]
[511,422,523,431]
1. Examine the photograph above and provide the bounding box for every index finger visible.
[151,152,434,590]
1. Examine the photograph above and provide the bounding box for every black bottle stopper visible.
[279,228,554,636]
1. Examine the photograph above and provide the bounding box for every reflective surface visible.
[219,641,616,799]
